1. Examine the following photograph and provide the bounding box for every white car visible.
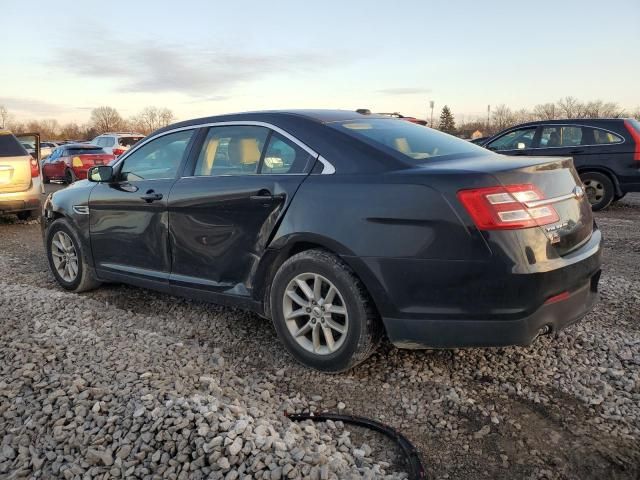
[0,130,43,220]
[92,132,144,157]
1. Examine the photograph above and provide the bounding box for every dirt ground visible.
[1,187,639,479]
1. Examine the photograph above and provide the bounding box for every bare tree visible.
[59,122,84,141]
[0,105,8,129]
[582,100,625,118]
[532,103,556,120]
[556,96,585,119]
[129,107,175,135]
[491,104,515,132]
[90,106,124,133]
[632,108,640,121]
[24,119,59,140]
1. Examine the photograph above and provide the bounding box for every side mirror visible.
[516,142,526,150]
[88,165,114,182]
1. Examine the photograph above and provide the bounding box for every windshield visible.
[67,147,107,155]
[0,132,29,157]
[331,118,485,161]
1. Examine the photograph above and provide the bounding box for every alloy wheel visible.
[583,178,604,205]
[282,273,349,355]
[51,231,79,282]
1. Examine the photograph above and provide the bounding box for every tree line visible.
[436,97,640,137]
[0,106,175,141]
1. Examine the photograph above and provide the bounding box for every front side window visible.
[120,130,194,181]
[487,128,537,151]
[539,126,583,147]
[332,118,486,161]
[262,133,313,174]
[592,128,623,145]
[194,126,269,176]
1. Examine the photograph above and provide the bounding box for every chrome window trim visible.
[489,123,626,151]
[113,120,335,175]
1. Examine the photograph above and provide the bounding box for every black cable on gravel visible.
[286,411,427,479]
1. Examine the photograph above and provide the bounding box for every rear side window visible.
[332,118,485,161]
[592,128,623,144]
[540,126,582,147]
[0,132,28,157]
[261,133,314,174]
[103,137,115,147]
[194,126,269,176]
[118,136,143,147]
[66,147,107,155]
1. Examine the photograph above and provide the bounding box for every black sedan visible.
[42,110,602,372]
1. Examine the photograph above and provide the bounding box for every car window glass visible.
[119,136,143,147]
[261,133,313,174]
[104,137,115,147]
[194,126,269,176]
[120,130,194,181]
[487,128,536,151]
[592,128,622,144]
[539,126,583,147]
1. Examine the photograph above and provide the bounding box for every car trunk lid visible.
[75,154,114,167]
[422,154,593,256]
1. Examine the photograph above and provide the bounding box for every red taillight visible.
[113,148,126,156]
[624,120,640,161]
[544,291,570,304]
[457,184,559,230]
[30,157,39,177]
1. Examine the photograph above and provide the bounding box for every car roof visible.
[510,118,631,128]
[159,109,388,132]
[99,132,145,137]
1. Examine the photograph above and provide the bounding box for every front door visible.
[168,125,315,297]
[89,129,196,282]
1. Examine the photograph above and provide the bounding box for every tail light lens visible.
[30,158,39,177]
[624,119,640,161]
[72,156,83,167]
[458,184,559,230]
[113,148,126,156]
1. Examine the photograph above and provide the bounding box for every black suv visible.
[484,119,640,210]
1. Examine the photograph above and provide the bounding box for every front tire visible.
[270,249,381,372]
[46,218,101,292]
[580,172,614,211]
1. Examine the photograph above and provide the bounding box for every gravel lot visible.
[1,187,639,479]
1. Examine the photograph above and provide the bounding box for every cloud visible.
[0,97,67,116]
[377,87,432,95]
[56,35,343,97]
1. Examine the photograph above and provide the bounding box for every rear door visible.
[168,124,316,296]
[89,129,197,282]
[0,131,32,193]
[486,126,540,156]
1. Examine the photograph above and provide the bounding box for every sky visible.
[1,0,639,124]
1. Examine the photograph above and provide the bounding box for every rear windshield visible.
[331,118,485,161]
[66,147,107,155]
[118,136,144,147]
[0,132,29,157]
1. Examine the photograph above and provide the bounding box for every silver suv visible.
[0,130,43,220]
[91,132,144,157]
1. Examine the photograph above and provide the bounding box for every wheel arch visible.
[254,234,387,326]
[576,166,622,196]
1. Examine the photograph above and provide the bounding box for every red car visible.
[42,144,114,184]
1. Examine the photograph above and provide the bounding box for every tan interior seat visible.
[394,137,411,154]
[198,138,219,175]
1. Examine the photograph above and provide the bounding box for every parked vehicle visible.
[470,136,490,145]
[356,109,428,126]
[0,130,42,220]
[40,142,59,159]
[483,119,640,210]
[42,110,602,372]
[42,144,114,184]
[92,132,144,157]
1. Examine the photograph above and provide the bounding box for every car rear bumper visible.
[383,271,600,349]
[0,182,41,213]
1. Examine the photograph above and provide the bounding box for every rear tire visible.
[580,172,614,211]
[270,249,382,372]
[16,210,36,221]
[65,169,76,185]
[46,218,101,292]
